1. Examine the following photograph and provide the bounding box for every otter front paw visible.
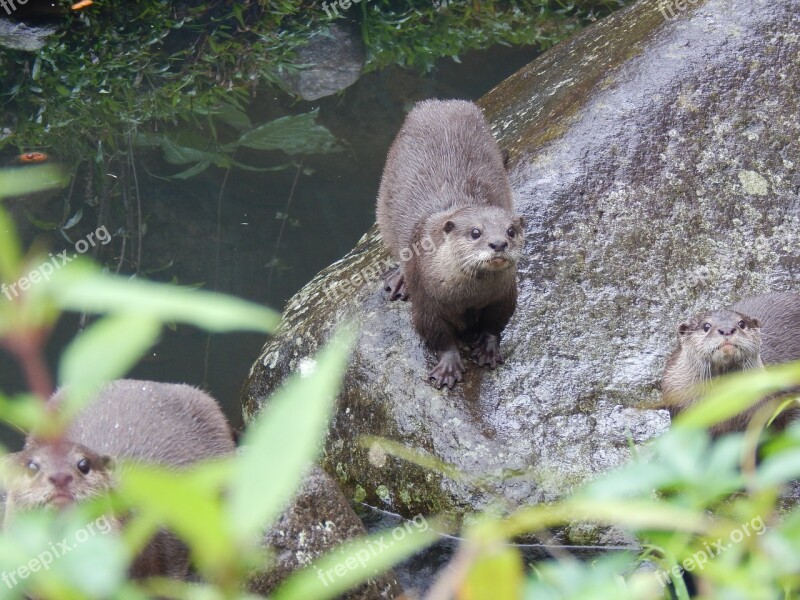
[429,350,465,389]
[383,267,409,301]
[470,333,504,368]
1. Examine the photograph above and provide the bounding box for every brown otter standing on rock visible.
[3,379,236,579]
[663,292,800,436]
[376,99,524,389]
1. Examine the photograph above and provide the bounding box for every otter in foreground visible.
[663,292,800,436]
[376,99,524,389]
[3,379,236,579]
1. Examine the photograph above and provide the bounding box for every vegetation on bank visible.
[1,0,626,154]
[0,1,625,257]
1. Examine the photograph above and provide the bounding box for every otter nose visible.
[718,326,737,336]
[489,240,508,252]
[49,472,73,489]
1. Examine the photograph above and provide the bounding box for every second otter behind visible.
[376,100,524,389]
[663,292,800,435]
[3,379,236,579]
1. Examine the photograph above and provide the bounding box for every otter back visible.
[731,292,800,365]
[45,379,235,467]
[376,99,513,260]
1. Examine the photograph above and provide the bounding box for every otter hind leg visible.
[429,348,465,389]
[383,266,409,301]
[470,333,504,368]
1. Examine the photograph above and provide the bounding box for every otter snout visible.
[49,472,73,489]
[488,240,508,252]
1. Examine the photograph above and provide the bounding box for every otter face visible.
[4,441,114,512]
[677,310,762,374]
[441,206,525,274]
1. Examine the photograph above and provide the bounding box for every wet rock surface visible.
[281,22,366,101]
[249,467,403,599]
[0,20,57,52]
[243,0,800,541]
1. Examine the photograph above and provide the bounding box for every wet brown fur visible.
[376,100,524,388]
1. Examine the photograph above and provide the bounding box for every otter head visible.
[677,309,763,376]
[436,206,524,275]
[3,440,114,515]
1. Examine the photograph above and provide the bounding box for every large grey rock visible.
[281,23,365,101]
[0,20,57,52]
[248,467,404,599]
[243,0,800,544]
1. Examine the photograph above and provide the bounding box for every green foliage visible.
[360,0,628,72]
[135,108,342,179]
[0,0,625,162]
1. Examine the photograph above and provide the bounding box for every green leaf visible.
[0,507,128,597]
[58,313,162,414]
[170,161,212,180]
[0,206,22,281]
[675,363,800,429]
[45,261,279,333]
[160,137,222,166]
[461,545,524,600]
[755,449,800,487]
[118,462,234,575]
[0,165,69,201]
[236,110,342,156]
[0,392,49,435]
[227,327,356,542]
[214,101,252,131]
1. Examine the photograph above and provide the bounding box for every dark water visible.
[0,44,541,448]
[358,503,639,594]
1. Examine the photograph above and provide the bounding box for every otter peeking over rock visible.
[376,99,524,389]
[3,379,236,579]
[663,292,800,436]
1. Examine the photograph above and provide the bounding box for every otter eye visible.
[703,323,711,332]
[738,320,747,329]
[26,460,39,476]
[506,227,516,238]
[77,458,91,475]
[470,228,481,240]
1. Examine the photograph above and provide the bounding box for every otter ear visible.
[749,317,761,329]
[443,220,455,233]
[513,216,526,230]
[101,456,115,472]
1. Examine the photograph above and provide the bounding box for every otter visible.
[376,99,524,389]
[3,379,236,579]
[663,292,800,436]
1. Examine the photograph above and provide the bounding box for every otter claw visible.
[470,333,503,368]
[383,268,409,301]
[429,351,464,389]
